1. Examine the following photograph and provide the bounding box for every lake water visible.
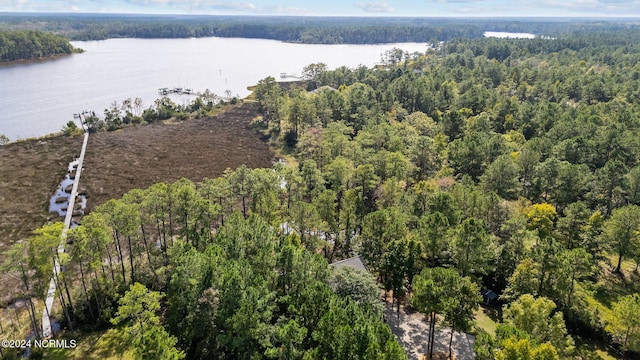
[0,37,427,141]
[484,31,536,39]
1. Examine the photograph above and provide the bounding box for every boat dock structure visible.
[280,72,301,79]
[158,87,197,96]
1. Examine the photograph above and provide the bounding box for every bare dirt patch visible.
[0,102,273,304]
[383,293,475,360]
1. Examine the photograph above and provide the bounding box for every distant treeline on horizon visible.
[1,14,639,44]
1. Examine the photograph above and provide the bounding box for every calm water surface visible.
[0,37,427,140]
[484,31,536,39]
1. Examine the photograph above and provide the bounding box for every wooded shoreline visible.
[0,30,81,62]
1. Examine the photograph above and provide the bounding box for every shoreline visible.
[0,48,83,67]
[1,80,293,145]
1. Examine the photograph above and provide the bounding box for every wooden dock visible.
[42,113,90,338]
[280,73,301,79]
[158,87,196,96]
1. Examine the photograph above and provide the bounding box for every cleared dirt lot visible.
[0,102,273,303]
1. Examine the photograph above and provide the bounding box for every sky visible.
[1,0,640,17]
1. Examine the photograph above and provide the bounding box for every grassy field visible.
[43,327,134,360]
[473,307,498,336]
[0,134,82,265]
[0,299,43,341]
[81,102,274,213]
[595,349,617,360]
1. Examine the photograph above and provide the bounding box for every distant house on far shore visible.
[329,255,368,273]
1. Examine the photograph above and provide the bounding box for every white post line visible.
[41,116,89,338]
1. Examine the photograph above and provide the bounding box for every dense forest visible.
[247,29,640,358]
[3,26,640,359]
[1,14,639,43]
[0,30,78,62]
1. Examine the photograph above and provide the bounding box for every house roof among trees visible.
[329,255,368,272]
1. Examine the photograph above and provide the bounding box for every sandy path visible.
[384,303,476,360]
